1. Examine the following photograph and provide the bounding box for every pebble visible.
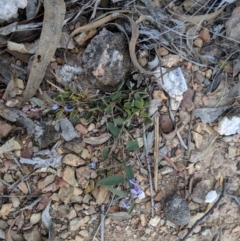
[163,194,190,226]
[149,216,160,227]
[193,38,203,48]
[140,214,146,226]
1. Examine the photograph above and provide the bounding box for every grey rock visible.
[82,28,130,91]
[163,194,190,226]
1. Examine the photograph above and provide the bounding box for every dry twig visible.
[154,115,159,192]
[182,178,228,241]
[143,122,155,217]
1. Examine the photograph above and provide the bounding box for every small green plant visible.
[43,88,87,123]
[97,163,145,213]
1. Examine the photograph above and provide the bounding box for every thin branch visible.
[182,178,228,241]
[154,115,159,192]
[100,205,105,241]
[143,122,155,217]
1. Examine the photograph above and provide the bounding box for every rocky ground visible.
[1,0,240,241]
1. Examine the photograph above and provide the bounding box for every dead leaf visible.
[0,102,34,134]
[23,225,43,241]
[226,6,240,41]
[0,138,21,156]
[83,133,111,145]
[22,0,66,103]
[7,39,39,54]
[107,212,132,220]
[0,203,12,219]
[17,182,28,194]
[42,202,55,241]
[6,216,19,241]
[228,82,240,98]
[193,106,230,123]
[192,131,203,149]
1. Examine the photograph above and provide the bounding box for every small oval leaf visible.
[125,165,134,180]
[97,175,125,186]
[110,91,121,101]
[108,122,120,137]
[126,140,139,151]
[107,187,127,198]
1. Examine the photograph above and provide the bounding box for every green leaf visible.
[107,187,127,198]
[110,91,121,101]
[145,117,152,125]
[114,117,125,125]
[102,148,108,160]
[125,165,134,180]
[140,112,149,118]
[134,92,141,101]
[43,92,52,102]
[117,80,125,90]
[97,175,125,186]
[69,110,79,123]
[124,102,132,109]
[126,140,139,151]
[134,100,143,109]
[55,109,64,119]
[143,100,150,108]
[128,203,135,214]
[30,97,44,107]
[132,108,141,113]
[108,122,120,137]
[125,109,132,116]
[85,111,92,120]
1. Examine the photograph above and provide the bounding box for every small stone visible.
[199,28,211,42]
[58,186,74,204]
[83,194,91,204]
[149,216,160,227]
[191,180,212,203]
[80,148,90,159]
[62,138,85,155]
[76,166,91,189]
[75,124,88,135]
[163,194,190,226]
[69,218,84,231]
[61,166,78,187]
[228,146,237,158]
[140,214,146,226]
[62,153,85,166]
[4,173,14,183]
[96,186,109,205]
[154,191,164,202]
[30,213,41,225]
[193,38,203,48]
[158,47,169,56]
[0,120,14,138]
[84,215,90,223]
[73,187,83,196]
[205,69,212,78]
[79,230,88,237]
[75,235,83,241]
[38,175,55,189]
[161,54,182,68]
[87,123,95,132]
[84,180,95,194]
[68,209,77,220]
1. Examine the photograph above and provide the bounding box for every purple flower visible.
[130,187,145,199]
[64,104,74,112]
[120,199,131,209]
[52,103,59,110]
[129,178,139,187]
[89,162,97,169]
